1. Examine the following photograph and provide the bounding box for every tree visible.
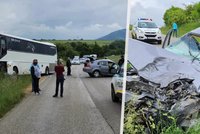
[163,6,187,26]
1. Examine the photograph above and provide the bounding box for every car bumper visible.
[137,33,162,41]
[115,89,123,99]
[72,62,80,65]
[83,67,93,73]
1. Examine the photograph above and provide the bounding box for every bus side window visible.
[26,42,35,53]
[0,38,6,56]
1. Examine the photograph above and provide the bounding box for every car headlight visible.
[138,29,143,33]
[117,80,123,88]
[157,29,161,34]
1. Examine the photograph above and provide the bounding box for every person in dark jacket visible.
[31,59,41,94]
[53,60,65,97]
[118,55,124,67]
[66,57,71,76]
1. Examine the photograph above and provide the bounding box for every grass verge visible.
[161,22,200,37]
[106,55,121,63]
[0,74,31,118]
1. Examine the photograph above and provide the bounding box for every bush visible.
[55,40,125,60]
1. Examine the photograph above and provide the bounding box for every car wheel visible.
[93,70,100,77]
[131,33,135,39]
[158,40,162,45]
[134,34,137,39]
[111,84,119,102]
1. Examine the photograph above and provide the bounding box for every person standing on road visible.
[118,55,124,67]
[66,57,71,76]
[30,61,40,92]
[31,59,41,94]
[172,22,178,37]
[53,60,65,98]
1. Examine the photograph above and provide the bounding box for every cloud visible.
[0,0,127,39]
[130,0,200,26]
[107,23,123,29]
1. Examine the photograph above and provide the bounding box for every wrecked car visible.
[124,38,200,133]
[162,27,200,62]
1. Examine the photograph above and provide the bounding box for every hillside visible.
[97,29,126,40]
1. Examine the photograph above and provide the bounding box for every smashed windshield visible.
[138,22,157,28]
[166,35,200,60]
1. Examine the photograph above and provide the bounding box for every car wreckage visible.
[125,27,200,132]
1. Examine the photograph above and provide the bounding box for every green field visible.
[106,55,121,63]
[161,22,200,37]
[44,40,113,46]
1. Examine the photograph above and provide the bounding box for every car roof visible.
[94,59,114,62]
[138,20,153,22]
[188,27,200,37]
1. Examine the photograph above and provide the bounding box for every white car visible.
[71,58,80,65]
[111,65,124,102]
[79,57,90,64]
[132,18,162,44]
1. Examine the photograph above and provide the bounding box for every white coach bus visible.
[0,33,57,75]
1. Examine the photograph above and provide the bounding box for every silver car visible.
[83,59,116,77]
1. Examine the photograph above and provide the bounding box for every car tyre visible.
[131,33,135,39]
[111,84,119,102]
[93,70,100,77]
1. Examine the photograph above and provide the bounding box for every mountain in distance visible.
[97,29,126,40]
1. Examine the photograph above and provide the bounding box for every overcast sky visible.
[130,0,200,27]
[0,0,127,40]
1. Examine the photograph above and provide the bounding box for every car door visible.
[98,61,109,75]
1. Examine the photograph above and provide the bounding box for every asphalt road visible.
[0,65,121,134]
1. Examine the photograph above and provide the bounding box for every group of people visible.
[30,55,123,97]
[30,58,68,98]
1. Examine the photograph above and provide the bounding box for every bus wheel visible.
[13,66,19,74]
[45,67,49,75]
